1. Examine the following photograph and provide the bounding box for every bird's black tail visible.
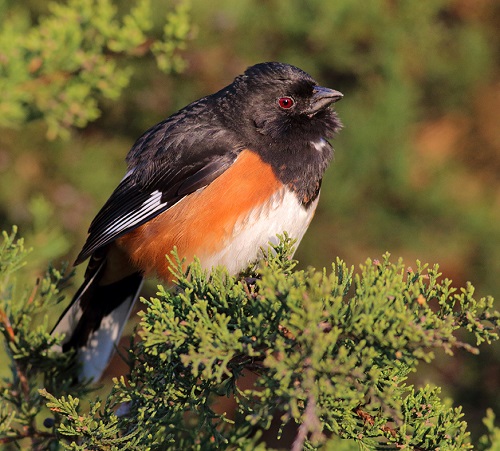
[52,257,143,382]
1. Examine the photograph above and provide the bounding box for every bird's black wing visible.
[75,108,242,265]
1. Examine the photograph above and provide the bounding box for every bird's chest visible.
[200,189,319,274]
[118,150,320,280]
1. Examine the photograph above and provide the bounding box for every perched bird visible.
[52,62,343,381]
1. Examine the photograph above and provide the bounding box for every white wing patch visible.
[103,190,168,236]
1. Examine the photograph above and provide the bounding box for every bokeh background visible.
[1,0,499,441]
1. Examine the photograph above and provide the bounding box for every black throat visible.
[250,110,340,208]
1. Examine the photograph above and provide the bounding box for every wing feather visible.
[75,153,237,265]
[74,93,245,265]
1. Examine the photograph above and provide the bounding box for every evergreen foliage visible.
[1,229,499,450]
[0,0,189,139]
[0,1,499,449]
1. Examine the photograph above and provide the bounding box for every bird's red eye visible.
[278,96,295,109]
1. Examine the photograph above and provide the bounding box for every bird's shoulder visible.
[75,98,245,264]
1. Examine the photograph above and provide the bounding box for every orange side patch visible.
[115,149,282,281]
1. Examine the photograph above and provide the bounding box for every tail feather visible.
[52,261,143,382]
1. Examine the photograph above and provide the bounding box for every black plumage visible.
[53,62,343,382]
[76,62,342,264]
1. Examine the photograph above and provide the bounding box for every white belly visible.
[200,189,319,274]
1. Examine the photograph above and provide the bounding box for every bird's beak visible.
[306,86,343,116]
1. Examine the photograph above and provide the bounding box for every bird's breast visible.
[199,188,318,275]
[116,149,319,280]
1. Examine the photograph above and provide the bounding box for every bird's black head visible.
[210,62,344,206]
[217,62,343,150]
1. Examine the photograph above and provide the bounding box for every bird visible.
[52,62,343,382]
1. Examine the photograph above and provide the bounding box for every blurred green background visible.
[1,0,499,441]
